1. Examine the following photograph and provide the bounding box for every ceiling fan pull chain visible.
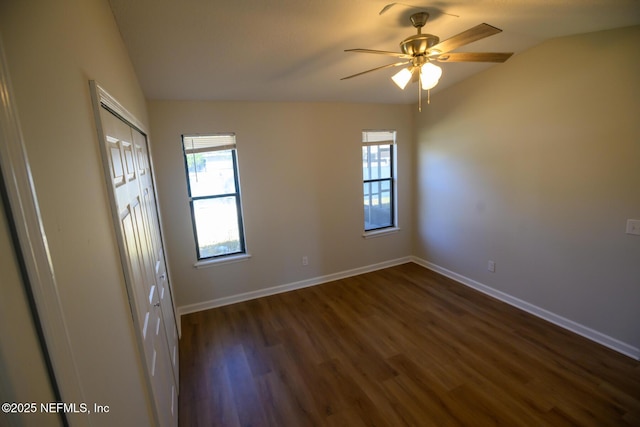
[341,13,512,109]
[418,76,422,112]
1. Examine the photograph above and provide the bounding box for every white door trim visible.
[89,80,179,426]
[0,34,89,424]
[89,80,179,336]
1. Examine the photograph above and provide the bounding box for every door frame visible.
[89,80,181,332]
[0,34,88,424]
[88,80,178,334]
[89,80,179,426]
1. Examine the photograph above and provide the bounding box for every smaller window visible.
[182,134,246,260]
[362,130,396,232]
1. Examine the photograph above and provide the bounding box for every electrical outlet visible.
[487,260,496,273]
[626,219,640,236]
[302,256,309,266]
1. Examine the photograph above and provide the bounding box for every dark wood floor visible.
[178,262,640,426]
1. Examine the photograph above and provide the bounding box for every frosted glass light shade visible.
[391,68,412,90]
[420,62,442,90]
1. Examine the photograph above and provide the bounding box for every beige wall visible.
[3,8,637,423]
[414,26,640,349]
[148,101,413,308]
[0,0,153,425]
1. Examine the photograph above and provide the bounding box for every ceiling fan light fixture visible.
[420,62,442,90]
[342,12,514,110]
[391,67,413,90]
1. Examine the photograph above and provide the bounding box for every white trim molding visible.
[411,257,640,361]
[178,254,640,360]
[194,253,252,269]
[0,34,89,421]
[178,256,413,318]
[362,227,401,239]
[89,80,180,337]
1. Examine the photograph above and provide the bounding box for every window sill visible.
[194,253,252,269]
[362,227,400,239]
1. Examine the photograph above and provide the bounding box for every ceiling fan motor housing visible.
[340,10,514,98]
[400,34,440,56]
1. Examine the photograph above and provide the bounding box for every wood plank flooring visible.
[178,262,640,426]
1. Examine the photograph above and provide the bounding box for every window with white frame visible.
[362,130,396,232]
[182,134,246,260]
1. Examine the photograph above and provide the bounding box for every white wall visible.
[414,26,640,352]
[0,0,154,425]
[148,101,413,309]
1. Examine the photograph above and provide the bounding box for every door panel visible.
[99,107,177,427]
[131,127,179,385]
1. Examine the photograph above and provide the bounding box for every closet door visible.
[132,127,179,384]
[97,105,177,427]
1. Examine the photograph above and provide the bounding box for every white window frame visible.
[182,134,250,266]
[362,130,400,238]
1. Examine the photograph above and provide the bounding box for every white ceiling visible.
[108,0,640,104]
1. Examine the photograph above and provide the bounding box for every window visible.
[182,134,246,260]
[362,130,396,232]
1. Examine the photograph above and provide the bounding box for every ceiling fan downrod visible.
[400,12,440,56]
[341,9,514,111]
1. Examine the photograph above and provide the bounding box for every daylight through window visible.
[362,130,396,232]
[182,134,246,259]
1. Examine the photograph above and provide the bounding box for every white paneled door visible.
[132,126,179,386]
[95,97,178,427]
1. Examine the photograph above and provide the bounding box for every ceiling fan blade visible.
[379,3,398,15]
[435,52,513,62]
[345,48,412,59]
[428,23,502,55]
[340,61,409,80]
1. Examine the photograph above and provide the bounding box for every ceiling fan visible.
[341,11,514,110]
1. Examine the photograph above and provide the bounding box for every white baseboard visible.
[411,257,640,361]
[177,256,413,320]
[176,255,639,361]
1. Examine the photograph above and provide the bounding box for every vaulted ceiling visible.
[108,0,640,104]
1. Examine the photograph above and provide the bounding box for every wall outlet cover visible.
[626,219,640,236]
[487,260,496,272]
